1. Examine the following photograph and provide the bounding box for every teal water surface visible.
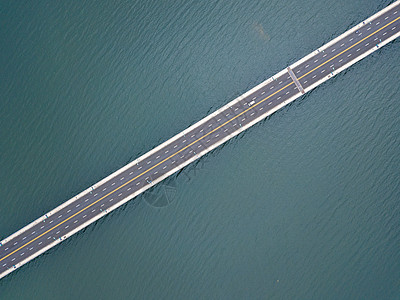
[0,0,399,299]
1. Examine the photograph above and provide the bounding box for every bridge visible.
[1,1,399,280]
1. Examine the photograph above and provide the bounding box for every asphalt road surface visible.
[1,1,399,280]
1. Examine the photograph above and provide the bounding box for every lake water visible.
[0,0,399,299]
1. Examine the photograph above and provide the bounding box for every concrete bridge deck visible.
[1,0,399,280]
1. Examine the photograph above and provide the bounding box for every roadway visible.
[1,1,399,279]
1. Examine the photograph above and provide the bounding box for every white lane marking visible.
[347,53,352,57]
[85,199,89,202]
[268,102,272,106]
[29,247,33,250]
[304,80,308,84]
[312,75,317,78]
[376,22,380,25]
[65,226,69,229]
[40,226,44,229]
[58,215,62,218]
[31,231,36,235]
[138,166,142,170]
[250,112,255,116]
[314,59,318,62]
[92,209,96,212]
[392,27,397,30]
[127,187,131,191]
[67,210,71,213]
[270,86,274,89]
[241,118,245,122]
[322,54,327,58]
[20,253,24,256]
[118,193,122,196]
[47,236,51,240]
[182,140,186,143]
[100,204,104,207]
[136,182,140,186]
[22,237,26,240]
[367,27,371,31]
[76,204,80,208]
[191,134,195,138]
[394,11,398,14]
[365,43,369,46]
[225,114,229,117]
[173,145,177,148]
[109,199,113,202]
[206,140,210,143]
[321,69,325,73]
[278,81,283,84]
[198,145,202,148]
[305,65,309,68]
[50,220,53,224]
[74,220,78,224]
[385,16,388,20]
[374,37,378,41]
[234,108,239,111]
[209,123,213,126]
[11,258,15,262]
[277,97,281,100]
[331,48,336,52]
[163,166,167,169]
[56,231,60,234]
[215,134,220,137]
[129,172,133,175]
[339,59,343,62]
[383,32,387,35]
[83,215,87,218]
[111,183,115,186]
[39,242,42,245]
[349,38,353,41]
[147,160,151,164]
[357,48,361,51]
[120,177,124,180]
[252,96,257,100]
[156,155,160,159]
[93,193,97,197]
[103,188,107,191]
[340,43,345,46]
[200,129,204,132]
[2,263,6,267]
[285,91,290,95]
[330,64,334,68]
[180,155,185,158]
[296,70,300,73]
[261,91,265,95]
[358,33,362,36]
[154,171,158,174]
[217,118,221,122]
[14,242,18,245]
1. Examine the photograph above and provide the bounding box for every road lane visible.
[1,1,399,280]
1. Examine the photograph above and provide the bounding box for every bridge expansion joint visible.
[287,67,305,94]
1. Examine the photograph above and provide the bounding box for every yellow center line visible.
[0,80,291,263]
[1,14,399,264]
[298,16,400,81]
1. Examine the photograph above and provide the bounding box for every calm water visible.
[0,0,399,299]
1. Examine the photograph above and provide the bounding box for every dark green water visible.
[1,0,399,299]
